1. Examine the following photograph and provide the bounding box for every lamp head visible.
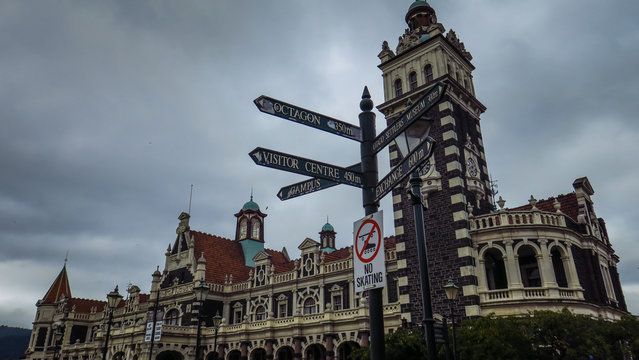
[212,311,223,329]
[193,280,210,303]
[395,117,434,158]
[107,285,123,310]
[443,279,459,300]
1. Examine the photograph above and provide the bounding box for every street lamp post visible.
[395,116,438,360]
[443,279,460,360]
[53,326,64,360]
[102,286,123,360]
[212,311,223,359]
[194,280,210,360]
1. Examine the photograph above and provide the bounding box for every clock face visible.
[418,160,431,176]
[467,158,478,177]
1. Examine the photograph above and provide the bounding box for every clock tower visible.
[378,1,490,323]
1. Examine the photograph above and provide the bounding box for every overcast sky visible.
[1,1,638,328]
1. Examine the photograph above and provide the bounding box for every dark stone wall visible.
[609,265,627,312]
[390,89,483,325]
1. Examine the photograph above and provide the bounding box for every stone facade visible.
[23,203,400,360]
[378,1,627,324]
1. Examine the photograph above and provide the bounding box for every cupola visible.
[234,195,268,266]
[405,1,437,34]
[319,218,336,253]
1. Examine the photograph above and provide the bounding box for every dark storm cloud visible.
[1,0,638,327]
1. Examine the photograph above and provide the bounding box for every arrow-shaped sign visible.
[249,147,364,188]
[374,137,436,203]
[372,82,447,154]
[254,95,362,142]
[277,163,361,201]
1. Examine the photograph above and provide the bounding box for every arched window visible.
[484,249,508,290]
[239,218,247,239]
[424,64,433,83]
[303,298,317,314]
[409,72,418,91]
[518,246,541,287]
[394,79,403,97]
[165,309,180,325]
[251,221,260,239]
[255,305,266,320]
[550,247,568,288]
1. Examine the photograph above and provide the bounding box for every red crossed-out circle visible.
[355,219,382,263]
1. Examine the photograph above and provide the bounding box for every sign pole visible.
[408,171,437,360]
[359,87,385,360]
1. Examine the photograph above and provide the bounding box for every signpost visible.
[277,163,361,201]
[374,137,435,203]
[353,211,386,293]
[249,147,363,188]
[254,95,363,141]
[250,82,448,360]
[371,82,446,154]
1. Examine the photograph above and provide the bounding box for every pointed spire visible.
[43,263,71,303]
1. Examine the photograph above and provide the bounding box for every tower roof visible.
[242,195,260,211]
[43,264,71,303]
[321,222,334,232]
[408,1,431,11]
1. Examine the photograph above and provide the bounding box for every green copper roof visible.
[321,222,334,232]
[242,198,260,211]
[409,1,431,11]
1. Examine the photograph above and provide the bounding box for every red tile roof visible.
[68,298,107,313]
[192,231,252,283]
[43,265,71,304]
[264,249,295,273]
[509,193,579,223]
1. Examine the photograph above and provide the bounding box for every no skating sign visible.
[353,210,387,292]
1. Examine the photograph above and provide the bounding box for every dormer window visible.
[424,64,433,83]
[303,298,317,315]
[240,219,247,239]
[255,305,266,321]
[394,79,403,97]
[409,72,418,91]
[251,221,260,239]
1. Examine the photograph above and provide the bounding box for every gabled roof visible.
[192,231,252,284]
[43,265,71,304]
[509,193,579,223]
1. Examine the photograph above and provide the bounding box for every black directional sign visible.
[372,82,447,154]
[249,147,364,188]
[254,95,363,142]
[374,137,436,203]
[277,163,361,201]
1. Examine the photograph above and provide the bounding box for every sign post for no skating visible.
[353,211,386,293]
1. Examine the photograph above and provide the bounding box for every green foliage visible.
[350,311,639,360]
[350,328,427,360]
[456,310,639,360]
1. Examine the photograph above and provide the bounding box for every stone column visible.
[241,342,249,360]
[319,282,325,313]
[539,239,558,288]
[359,331,370,347]
[266,340,274,360]
[564,244,582,289]
[294,337,303,360]
[348,280,355,309]
[504,240,522,288]
[325,335,335,360]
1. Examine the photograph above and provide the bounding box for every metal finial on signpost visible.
[358,86,385,360]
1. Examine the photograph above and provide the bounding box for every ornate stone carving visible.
[446,29,473,61]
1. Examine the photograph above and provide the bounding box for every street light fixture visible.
[212,311,223,359]
[53,325,64,360]
[443,279,459,360]
[102,285,123,360]
[194,280,210,360]
[395,114,437,360]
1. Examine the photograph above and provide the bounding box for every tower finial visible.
[251,187,254,201]
[188,184,194,214]
[64,250,69,267]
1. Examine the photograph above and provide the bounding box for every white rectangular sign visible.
[353,210,387,293]
[144,309,163,342]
